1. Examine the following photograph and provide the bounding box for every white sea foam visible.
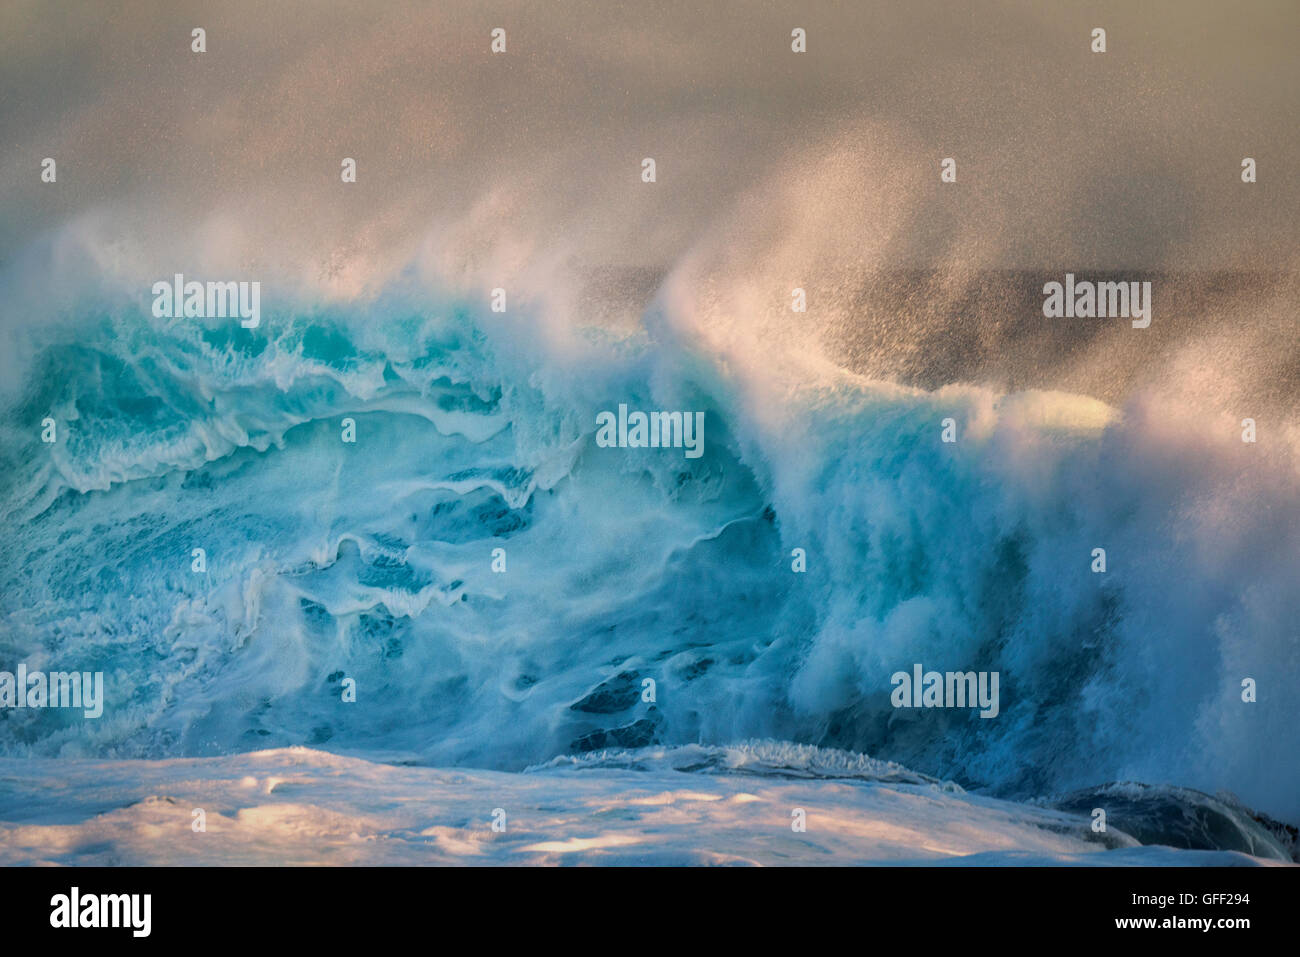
[0,746,1284,866]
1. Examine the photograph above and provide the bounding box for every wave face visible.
[2,266,1298,829]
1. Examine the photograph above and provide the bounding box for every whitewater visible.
[0,249,1297,864]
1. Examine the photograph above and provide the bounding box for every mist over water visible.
[1,0,1298,835]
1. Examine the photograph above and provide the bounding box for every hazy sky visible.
[2,0,1296,292]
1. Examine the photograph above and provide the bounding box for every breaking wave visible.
[1,248,1298,833]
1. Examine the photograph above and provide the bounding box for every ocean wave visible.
[1,265,1298,831]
